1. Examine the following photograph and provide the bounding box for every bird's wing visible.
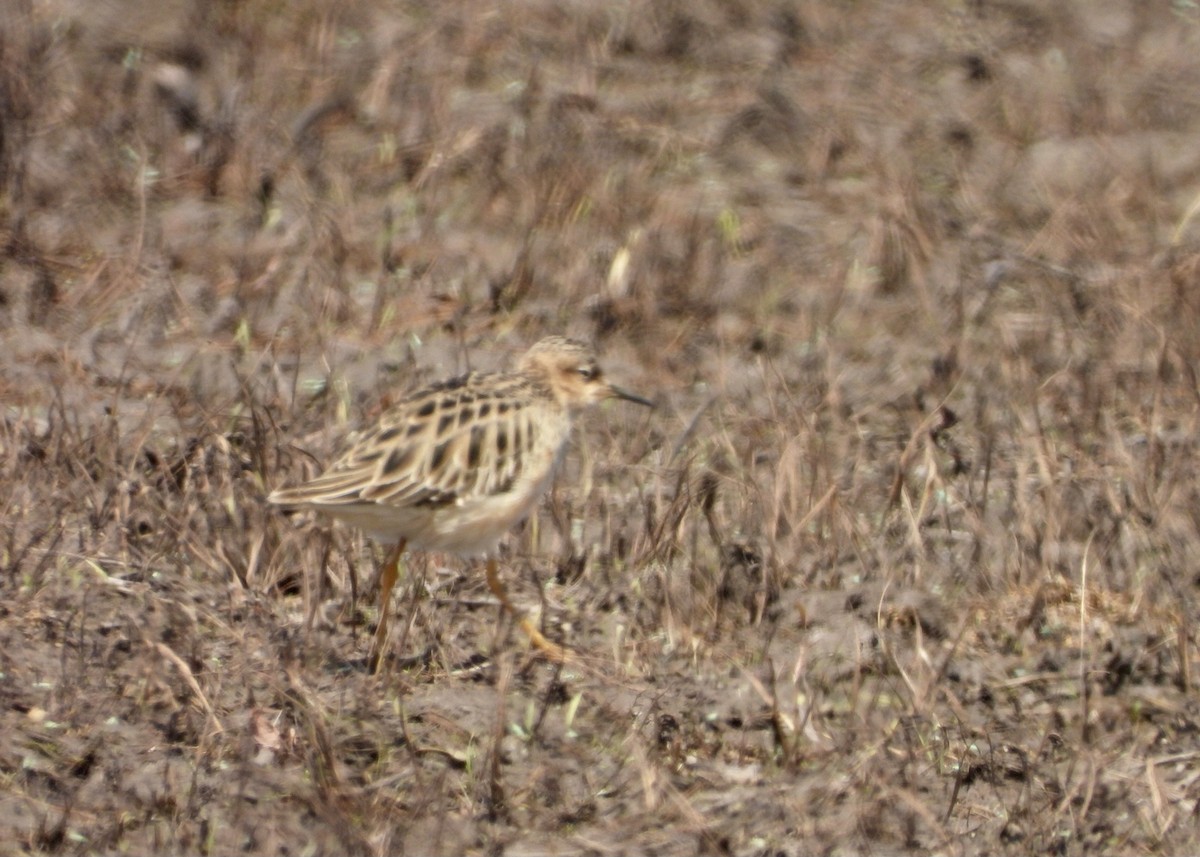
[270,375,544,510]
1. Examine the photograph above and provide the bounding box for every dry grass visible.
[3,0,1200,854]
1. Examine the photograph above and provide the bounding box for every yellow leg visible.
[486,556,570,663]
[369,539,406,674]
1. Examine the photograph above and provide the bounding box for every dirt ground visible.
[3,0,1200,854]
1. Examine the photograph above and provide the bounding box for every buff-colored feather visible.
[268,336,651,554]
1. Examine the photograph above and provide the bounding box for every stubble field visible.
[3,1,1200,854]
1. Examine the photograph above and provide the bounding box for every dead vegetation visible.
[3,0,1200,853]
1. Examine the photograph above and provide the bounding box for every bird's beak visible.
[609,384,655,408]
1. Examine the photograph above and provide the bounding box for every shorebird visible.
[268,336,651,671]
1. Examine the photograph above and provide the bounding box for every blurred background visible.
[3,1,1200,853]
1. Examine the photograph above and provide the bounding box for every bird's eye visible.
[578,365,599,381]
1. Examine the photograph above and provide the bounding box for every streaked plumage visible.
[268,336,651,668]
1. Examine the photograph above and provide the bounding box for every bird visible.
[268,336,652,671]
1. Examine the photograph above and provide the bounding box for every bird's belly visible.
[415,477,553,554]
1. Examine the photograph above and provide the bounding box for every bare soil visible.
[3,0,1200,854]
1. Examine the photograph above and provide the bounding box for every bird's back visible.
[268,368,574,551]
